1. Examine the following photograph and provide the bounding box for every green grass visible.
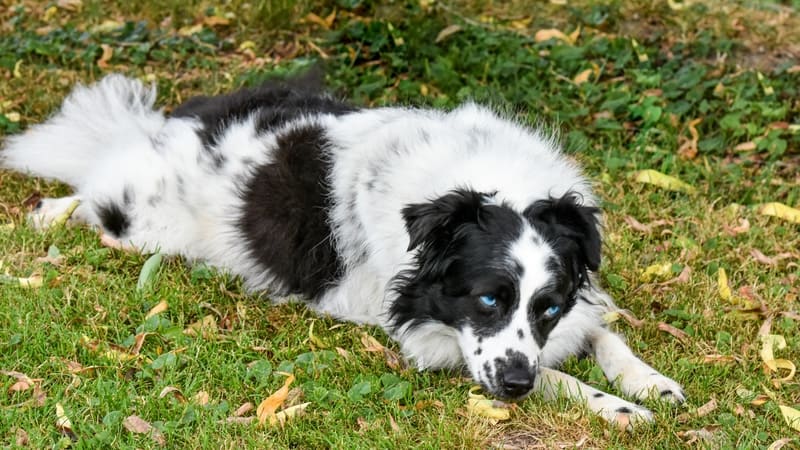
[1,0,800,447]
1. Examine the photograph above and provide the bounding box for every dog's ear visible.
[402,190,486,251]
[524,194,602,275]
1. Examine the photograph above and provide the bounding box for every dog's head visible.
[391,189,600,399]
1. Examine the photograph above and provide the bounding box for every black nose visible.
[501,367,535,398]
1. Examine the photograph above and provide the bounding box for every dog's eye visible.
[479,295,497,307]
[543,304,561,319]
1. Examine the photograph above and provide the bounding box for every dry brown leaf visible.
[361,333,385,352]
[130,332,149,355]
[657,322,690,344]
[57,0,82,10]
[183,315,218,339]
[335,347,350,359]
[233,402,254,417]
[534,28,572,44]
[734,141,757,151]
[97,44,113,69]
[678,118,702,159]
[3,371,35,393]
[14,427,29,446]
[55,403,76,439]
[435,24,462,43]
[768,438,795,450]
[696,398,717,417]
[573,69,592,85]
[202,16,230,27]
[193,390,210,406]
[123,414,166,446]
[145,300,168,319]
[273,402,310,426]
[388,414,400,432]
[383,347,405,370]
[751,249,777,266]
[257,372,295,425]
[723,218,750,236]
[158,386,186,403]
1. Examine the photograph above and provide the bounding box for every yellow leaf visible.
[51,199,81,227]
[42,6,58,21]
[13,60,23,78]
[145,300,168,319]
[718,268,732,301]
[5,112,20,122]
[534,28,572,44]
[55,403,72,430]
[758,202,800,224]
[257,373,295,425]
[97,44,113,69]
[273,402,310,426]
[573,69,592,85]
[18,275,44,288]
[641,263,672,282]
[183,315,218,339]
[193,390,210,406]
[466,386,512,421]
[510,17,532,30]
[631,169,696,194]
[178,24,203,36]
[90,20,124,33]
[238,40,256,51]
[760,334,786,371]
[568,25,581,44]
[779,405,800,432]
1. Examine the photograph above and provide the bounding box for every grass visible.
[1,0,799,447]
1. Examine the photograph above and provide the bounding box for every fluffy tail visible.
[1,74,165,187]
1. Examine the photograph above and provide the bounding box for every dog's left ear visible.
[524,193,602,275]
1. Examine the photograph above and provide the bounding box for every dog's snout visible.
[501,366,535,398]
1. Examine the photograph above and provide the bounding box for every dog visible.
[1,71,684,427]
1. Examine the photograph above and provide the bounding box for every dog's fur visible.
[1,73,684,427]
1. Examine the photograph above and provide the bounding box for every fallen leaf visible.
[3,371,35,394]
[158,386,186,403]
[759,203,800,224]
[233,402,254,417]
[696,398,717,417]
[51,199,80,227]
[361,333,385,352]
[534,28,573,44]
[718,268,733,302]
[435,24,462,43]
[178,23,203,36]
[273,402,310,427]
[641,263,673,282]
[466,386,512,422]
[14,428,29,446]
[145,300,168,319]
[183,315,218,339]
[193,391,210,406]
[734,141,757,152]
[130,332,149,355]
[678,118,702,159]
[123,414,165,446]
[723,218,750,236]
[257,372,295,425]
[768,438,795,450]
[57,0,82,10]
[751,249,777,266]
[760,334,796,382]
[631,169,696,194]
[97,44,113,68]
[56,403,76,439]
[779,405,800,432]
[137,253,163,291]
[602,309,644,328]
[573,69,592,85]
[220,416,257,424]
[702,354,736,364]
[202,15,230,27]
[335,347,350,359]
[657,322,689,344]
[308,322,327,349]
[388,414,400,432]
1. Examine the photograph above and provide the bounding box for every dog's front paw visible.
[587,391,653,430]
[619,370,686,404]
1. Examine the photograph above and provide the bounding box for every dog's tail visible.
[1,74,165,187]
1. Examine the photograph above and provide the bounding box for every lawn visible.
[1,0,799,448]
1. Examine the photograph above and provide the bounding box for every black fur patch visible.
[96,202,130,237]
[616,407,633,414]
[593,392,604,398]
[171,68,356,150]
[237,124,343,299]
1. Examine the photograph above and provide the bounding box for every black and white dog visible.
[2,72,684,427]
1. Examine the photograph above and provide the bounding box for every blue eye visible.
[479,295,497,307]
[543,305,561,318]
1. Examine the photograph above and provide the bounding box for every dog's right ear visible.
[402,190,486,251]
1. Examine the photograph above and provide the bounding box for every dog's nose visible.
[501,366,535,397]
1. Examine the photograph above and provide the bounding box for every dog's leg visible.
[28,196,89,230]
[535,367,653,429]
[590,327,685,404]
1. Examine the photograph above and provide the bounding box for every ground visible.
[1,0,799,448]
